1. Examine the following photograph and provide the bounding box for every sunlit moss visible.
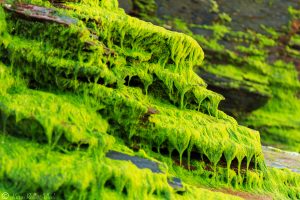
[149,6,300,152]
[0,0,300,199]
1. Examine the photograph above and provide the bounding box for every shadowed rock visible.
[197,68,271,117]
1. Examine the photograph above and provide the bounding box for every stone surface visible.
[263,146,300,173]
[155,0,299,33]
[118,0,132,13]
[106,150,162,173]
[168,177,184,192]
[119,0,300,151]
[197,68,270,117]
[106,150,185,191]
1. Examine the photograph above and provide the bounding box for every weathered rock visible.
[197,68,270,117]
[167,177,184,192]
[106,150,185,191]
[263,146,300,173]
[154,0,299,33]
[2,3,78,25]
[106,150,162,173]
[1,0,300,199]
[0,0,268,198]
[118,0,132,13]
[119,0,300,151]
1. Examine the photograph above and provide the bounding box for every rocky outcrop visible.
[119,0,300,152]
[0,0,300,199]
[197,68,271,116]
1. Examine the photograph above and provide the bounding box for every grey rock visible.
[106,150,185,190]
[263,146,300,173]
[106,150,162,173]
[118,0,133,13]
[168,177,184,192]
[197,68,271,117]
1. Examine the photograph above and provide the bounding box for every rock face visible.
[197,68,271,115]
[106,150,162,173]
[155,0,299,33]
[263,146,300,174]
[0,0,300,199]
[119,0,156,17]
[119,0,300,152]
[118,0,132,13]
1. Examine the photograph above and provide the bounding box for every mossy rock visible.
[0,0,300,199]
[122,0,300,152]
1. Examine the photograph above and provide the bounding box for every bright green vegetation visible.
[141,1,300,152]
[0,0,300,199]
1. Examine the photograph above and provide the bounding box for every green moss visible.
[0,1,300,199]
[149,6,300,152]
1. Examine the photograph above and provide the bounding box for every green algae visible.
[0,65,244,198]
[0,0,300,199]
[0,133,243,200]
[144,4,300,152]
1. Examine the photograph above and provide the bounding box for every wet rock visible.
[118,0,132,13]
[155,0,216,25]
[119,0,298,32]
[120,0,300,152]
[263,146,300,173]
[106,150,162,173]
[154,0,299,33]
[168,177,184,192]
[197,68,271,117]
[106,150,185,190]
